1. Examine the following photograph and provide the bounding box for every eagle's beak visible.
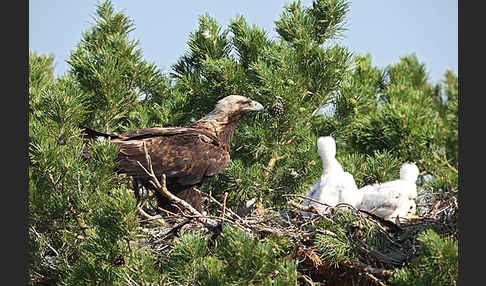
[250,100,264,112]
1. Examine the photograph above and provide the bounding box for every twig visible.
[75,216,90,238]
[30,226,59,257]
[264,152,285,177]
[301,229,337,238]
[194,188,247,222]
[221,193,228,221]
[136,207,164,224]
[288,201,328,217]
[283,194,333,208]
[363,272,388,286]
[194,189,257,232]
[311,91,332,117]
[341,261,393,277]
[162,218,192,239]
[335,202,359,211]
[122,270,140,286]
[357,209,403,233]
[47,171,65,190]
[137,142,200,217]
[433,152,458,174]
[301,274,315,285]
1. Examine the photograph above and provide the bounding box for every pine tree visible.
[67,0,170,133]
[29,0,458,284]
[29,2,167,284]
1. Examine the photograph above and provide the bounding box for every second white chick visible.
[357,163,419,221]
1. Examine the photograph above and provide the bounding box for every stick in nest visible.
[221,192,228,221]
[193,188,253,231]
[288,201,328,216]
[363,272,388,286]
[283,194,334,209]
[136,207,164,224]
[341,261,393,278]
[285,194,336,218]
[162,218,192,239]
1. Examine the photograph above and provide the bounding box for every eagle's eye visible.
[239,100,251,105]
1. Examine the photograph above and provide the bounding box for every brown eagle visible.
[82,95,264,212]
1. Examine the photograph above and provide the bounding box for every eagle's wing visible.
[82,127,204,140]
[113,129,229,186]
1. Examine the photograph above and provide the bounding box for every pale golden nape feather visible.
[190,95,263,149]
[201,95,264,120]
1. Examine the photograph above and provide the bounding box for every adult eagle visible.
[82,95,264,212]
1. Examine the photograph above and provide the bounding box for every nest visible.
[134,147,458,286]
[135,186,457,286]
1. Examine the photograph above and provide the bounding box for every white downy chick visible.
[357,163,419,221]
[302,136,362,213]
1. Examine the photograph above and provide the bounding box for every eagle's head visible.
[399,163,419,182]
[193,95,264,144]
[212,95,264,116]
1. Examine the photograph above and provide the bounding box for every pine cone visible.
[271,101,284,117]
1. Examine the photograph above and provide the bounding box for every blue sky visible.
[29,0,457,84]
